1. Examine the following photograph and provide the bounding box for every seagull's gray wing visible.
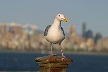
[44,25,51,36]
[61,27,65,36]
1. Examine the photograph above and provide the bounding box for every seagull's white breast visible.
[45,26,65,44]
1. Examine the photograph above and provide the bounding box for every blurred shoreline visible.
[0,49,108,56]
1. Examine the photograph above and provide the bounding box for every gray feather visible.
[61,27,65,36]
[44,25,51,36]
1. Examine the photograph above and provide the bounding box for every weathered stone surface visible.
[35,55,73,72]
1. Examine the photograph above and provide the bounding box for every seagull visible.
[44,13,68,58]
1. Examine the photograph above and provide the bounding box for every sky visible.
[0,0,108,37]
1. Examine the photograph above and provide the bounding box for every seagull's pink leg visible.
[50,43,53,56]
[49,43,57,56]
[59,45,66,58]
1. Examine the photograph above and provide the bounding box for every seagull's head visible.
[56,14,68,22]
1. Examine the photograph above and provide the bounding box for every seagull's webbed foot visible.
[62,54,66,58]
[61,53,66,60]
[49,53,57,56]
[62,55,66,58]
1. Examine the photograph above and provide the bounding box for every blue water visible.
[0,52,108,72]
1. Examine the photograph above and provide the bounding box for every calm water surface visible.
[0,52,108,72]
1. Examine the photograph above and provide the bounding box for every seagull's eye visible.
[59,15,60,17]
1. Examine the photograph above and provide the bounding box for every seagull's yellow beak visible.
[61,18,68,22]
